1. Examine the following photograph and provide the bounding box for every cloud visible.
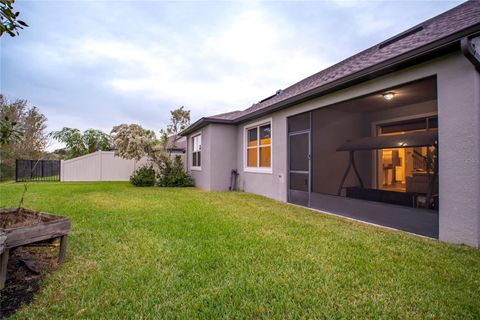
[1,0,464,142]
[66,3,328,119]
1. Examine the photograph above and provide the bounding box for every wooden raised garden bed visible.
[0,208,71,290]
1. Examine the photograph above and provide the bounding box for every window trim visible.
[243,118,273,174]
[191,132,202,171]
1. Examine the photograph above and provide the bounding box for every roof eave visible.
[180,117,234,136]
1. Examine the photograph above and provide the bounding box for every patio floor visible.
[290,191,439,238]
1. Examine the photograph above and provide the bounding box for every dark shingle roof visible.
[182,0,480,135]
[166,134,187,151]
[209,110,243,121]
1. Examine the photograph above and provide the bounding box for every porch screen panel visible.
[311,108,373,196]
[288,112,310,133]
[288,112,311,206]
[290,173,308,191]
[290,134,309,172]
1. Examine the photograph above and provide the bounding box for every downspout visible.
[461,36,480,71]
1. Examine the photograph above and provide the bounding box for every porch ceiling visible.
[329,77,437,114]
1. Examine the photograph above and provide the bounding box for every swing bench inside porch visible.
[336,130,438,209]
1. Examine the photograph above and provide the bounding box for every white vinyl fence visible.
[60,151,149,182]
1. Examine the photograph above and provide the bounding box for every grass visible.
[0,182,479,319]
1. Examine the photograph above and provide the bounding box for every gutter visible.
[461,36,480,70]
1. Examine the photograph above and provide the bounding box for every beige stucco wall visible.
[209,124,238,191]
[188,126,211,190]
[437,53,480,247]
[187,124,238,191]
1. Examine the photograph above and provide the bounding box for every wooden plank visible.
[7,231,71,249]
[4,218,71,236]
[0,248,9,290]
[0,232,5,255]
[5,220,71,248]
[58,235,68,263]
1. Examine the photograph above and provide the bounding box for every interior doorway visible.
[376,116,438,208]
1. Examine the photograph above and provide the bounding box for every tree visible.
[166,106,190,135]
[159,106,190,147]
[0,116,23,146]
[0,95,47,180]
[0,95,48,157]
[50,128,112,159]
[83,129,112,153]
[111,124,162,161]
[112,119,193,187]
[1,0,28,37]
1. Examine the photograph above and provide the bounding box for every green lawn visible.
[0,182,479,319]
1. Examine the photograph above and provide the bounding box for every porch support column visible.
[437,54,480,247]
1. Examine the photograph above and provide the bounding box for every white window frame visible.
[243,118,273,174]
[191,133,202,171]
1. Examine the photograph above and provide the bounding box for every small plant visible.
[130,165,156,187]
[158,156,193,187]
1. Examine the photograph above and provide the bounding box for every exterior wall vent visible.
[259,89,283,103]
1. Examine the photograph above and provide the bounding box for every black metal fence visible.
[15,160,61,182]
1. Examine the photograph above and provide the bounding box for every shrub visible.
[0,161,15,181]
[158,156,194,187]
[130,165,156,187]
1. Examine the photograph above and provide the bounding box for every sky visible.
[0,0,464,150]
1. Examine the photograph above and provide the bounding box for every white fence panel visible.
[61,151,148,182]
[100,152,135,181]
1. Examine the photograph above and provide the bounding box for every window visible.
[192,134,201,168]
[245,122,271,171]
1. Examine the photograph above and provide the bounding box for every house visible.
[181,1,480,247]
[166,134,187,155]
[166,134,187,169]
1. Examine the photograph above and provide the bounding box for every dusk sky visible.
[1,0,463,149]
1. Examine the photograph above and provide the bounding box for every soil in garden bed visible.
[0,244,59,319]
[0,208,56,229]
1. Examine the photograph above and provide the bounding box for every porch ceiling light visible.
[382,92,395,101]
